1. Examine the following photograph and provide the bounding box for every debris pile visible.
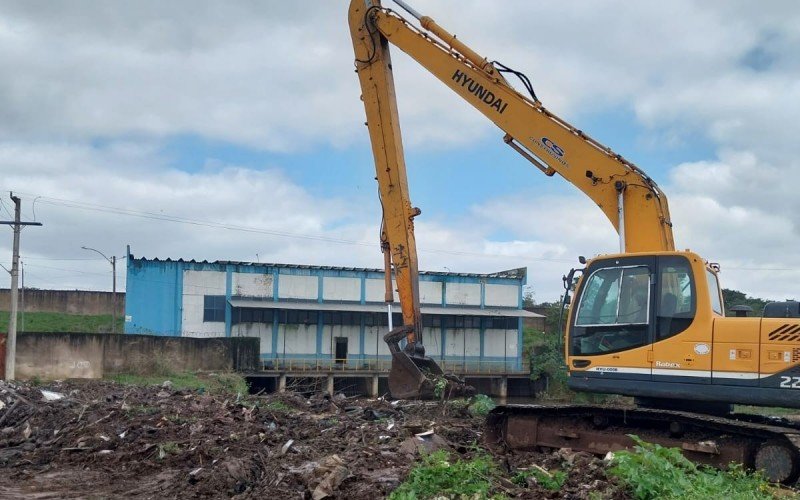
[0,379,623,498]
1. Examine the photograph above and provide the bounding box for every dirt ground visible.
[0,379,626,499]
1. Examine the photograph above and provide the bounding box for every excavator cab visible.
[565,251,719,405]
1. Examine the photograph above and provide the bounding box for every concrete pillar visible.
[499,376,508,399]
[278,374,286,393]
[326,374,334,396]
[369,374,379,397]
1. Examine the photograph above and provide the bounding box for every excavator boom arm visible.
[348,0,674,398]
[351,1,675,255]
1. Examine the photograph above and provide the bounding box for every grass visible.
[158,441,181,459]
[264,400,293,412]
[735,405,800,417]
[389,450,499,500]
[109,371,249,396]
[512,467,567,491]
[0,311,124,333]
[610,436,780,500]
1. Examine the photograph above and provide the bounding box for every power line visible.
[21,256,105,261]
[5,190,576,263]
[24,262,112,277]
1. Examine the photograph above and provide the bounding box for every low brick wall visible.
[10,333,259,381]
[0,289,125,316]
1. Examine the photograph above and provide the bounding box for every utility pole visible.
[2,194,42,380]
[81,246,119,333]
[111,255,116,333]
[20,260,24,333]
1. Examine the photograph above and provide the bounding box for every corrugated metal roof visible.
[128,252,526,280]
[227,299,543,318]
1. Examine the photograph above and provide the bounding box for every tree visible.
[722,288,770,317]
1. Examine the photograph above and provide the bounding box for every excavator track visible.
[486,404,800,484]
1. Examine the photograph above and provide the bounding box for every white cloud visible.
[1,1,799,304]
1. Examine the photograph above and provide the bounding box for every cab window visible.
[706,269,723,315]
[656,256,696,340]
[572,266,650,356]
[576,266,650,326]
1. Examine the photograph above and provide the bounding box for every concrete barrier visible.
[0,289,125,315]
[11,332,259,380]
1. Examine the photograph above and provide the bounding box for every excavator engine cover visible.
[384,326,474,399]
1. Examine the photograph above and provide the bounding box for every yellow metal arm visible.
[350,1,675,256]
[349,1,423,344]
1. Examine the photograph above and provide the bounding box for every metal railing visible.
[260,357,529,374]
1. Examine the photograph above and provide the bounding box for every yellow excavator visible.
[349,0,800,482]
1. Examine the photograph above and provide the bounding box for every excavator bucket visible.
[384,325,474,399]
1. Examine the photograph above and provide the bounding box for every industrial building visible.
[124,247,540,372]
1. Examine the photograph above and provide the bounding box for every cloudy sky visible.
[1,0,799,303]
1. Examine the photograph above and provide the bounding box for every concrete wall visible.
[182,270,226,337]
[278,275,318,300]
[322,277,360,302]
[12,332,259,381]
[485,284,519,307]
[0,289,125,316]
[233,272,273,298]
[445,282,481,306]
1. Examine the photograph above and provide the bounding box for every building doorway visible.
[334,337,348,364]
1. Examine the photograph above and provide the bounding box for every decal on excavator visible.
[451,69,509,114]
[532,136,569,167]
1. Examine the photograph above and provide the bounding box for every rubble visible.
[0,379,626,498]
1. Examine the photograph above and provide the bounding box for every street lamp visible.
[81,246,119,334]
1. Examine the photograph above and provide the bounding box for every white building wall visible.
[276,323,317,355]
[233,272,273,298]
[182,270,226,337]
[321,325,361,356]
[278,274,318,300]
[232,323,272,355]
[322,277,360,302]
[364,326,391,356]
[445,328,481,356]
[365,278,393,302]
[484,329,518,357]
[420,327,442,356]
[420,282,443,305]
[484,284,519,307]
[365,278,443,304]
[445,282,481,306]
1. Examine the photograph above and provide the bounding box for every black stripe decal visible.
[770,324,793,337]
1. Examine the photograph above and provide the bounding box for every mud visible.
[0,379,626,499]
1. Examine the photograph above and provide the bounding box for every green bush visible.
[468,394,496,416]
[389,450,498,499]
[512,467,567,491]
[610,436,776,500]
[526,327,569,395]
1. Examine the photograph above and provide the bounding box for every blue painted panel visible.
[359,315,366,361]
[271,310,279,358]
[225,267,232,337]
[272,268,279,302]
[125,259,182,336]
[517,318,523,370]
[174,265,183,335]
